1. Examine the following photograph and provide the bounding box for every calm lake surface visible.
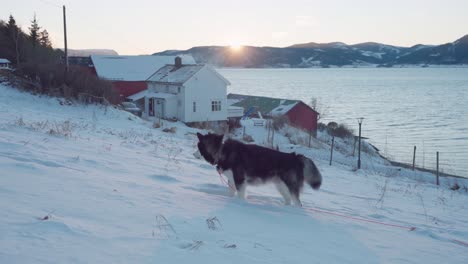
[220,68,468,177]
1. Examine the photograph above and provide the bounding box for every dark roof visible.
[147,64,204,84]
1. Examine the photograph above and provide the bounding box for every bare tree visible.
[308,97,329,121]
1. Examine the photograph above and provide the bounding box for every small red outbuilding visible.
[228,93,319,132]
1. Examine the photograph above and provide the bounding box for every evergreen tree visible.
[5,14,21,65]
[39,29,51,47]
[6,15,17,29]
[29,14,40,47]
[5,15,19,38]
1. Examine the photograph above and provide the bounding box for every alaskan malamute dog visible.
[196,133,322,206]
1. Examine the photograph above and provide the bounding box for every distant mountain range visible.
[67,49,119,57]
[153,35,468,68]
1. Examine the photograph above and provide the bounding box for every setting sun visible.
[229,43,243,52]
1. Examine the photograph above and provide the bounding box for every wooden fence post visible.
[436,151,439,185]
[308,129,312,148]
[412,146,416,171]
[329,136,335,166]
[271,126,275,148]
[267,121,271,143]
[352,137,356,156]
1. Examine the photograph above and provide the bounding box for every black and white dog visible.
[196,132,322,206]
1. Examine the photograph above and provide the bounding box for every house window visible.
[178,87,181,93]
[211,100,221,112]
[193,102,196,112]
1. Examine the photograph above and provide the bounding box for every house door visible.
[149,98,155,116]
[155,98,165,118]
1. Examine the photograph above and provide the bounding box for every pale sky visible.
[2,0,467,55]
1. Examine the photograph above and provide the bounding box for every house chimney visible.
[175,56,182,68]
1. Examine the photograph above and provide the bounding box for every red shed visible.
[228,93,319,132]
[284,101,318,131]
[111,81,148,100]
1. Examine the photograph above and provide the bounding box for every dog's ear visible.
[196,132,203,140]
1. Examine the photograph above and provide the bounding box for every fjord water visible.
[221,68,468,177]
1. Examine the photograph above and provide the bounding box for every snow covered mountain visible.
[1,82,467,263]
[67,49,119,56]
[154,35,468,67]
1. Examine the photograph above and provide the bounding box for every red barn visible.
[282,101,318,131]
[90,55,196,102]
[228,93,319,132]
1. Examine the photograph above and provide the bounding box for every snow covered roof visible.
[91,55,196,81]
[147,64,205,84]
[147,64,231,86]
[148,92,176,99]
[227,98,241,106]
[270,101,299,116]
[127,90,176,101]
[127,89,148,101]
[228,93,319,116]
[0,58,11,63]
[228,94,299,115]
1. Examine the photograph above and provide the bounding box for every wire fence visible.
[245,120,468,179]
[368,138,468,178]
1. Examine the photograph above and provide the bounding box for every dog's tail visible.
[300,155,322,190]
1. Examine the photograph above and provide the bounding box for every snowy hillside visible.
[1,83,467,263]
[155,34,468,67]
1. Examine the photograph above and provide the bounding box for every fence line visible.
[243,119,467,179]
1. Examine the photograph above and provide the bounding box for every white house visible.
[0,58,12,70]
[128,57,242,123]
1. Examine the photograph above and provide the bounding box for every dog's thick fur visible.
[196,132,322,206]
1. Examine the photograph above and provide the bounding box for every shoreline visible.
[218,64,468,69]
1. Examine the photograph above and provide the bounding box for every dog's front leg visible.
[232,169,246,200]
[220,168,237,197]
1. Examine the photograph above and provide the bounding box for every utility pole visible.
[63,5,68,76]
[436,151,440,185]
[357,118,364,169]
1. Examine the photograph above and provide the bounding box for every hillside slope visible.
[154,35,468,67]
[0,83,467,263]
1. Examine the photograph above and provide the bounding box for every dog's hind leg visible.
[275,181,292,205]
[286,183,302,207]
[291,193,302,207]
[237,183,247,199]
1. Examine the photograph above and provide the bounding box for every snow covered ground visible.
[0,83,467,263]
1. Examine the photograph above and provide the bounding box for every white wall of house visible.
[143,66,228,123]
[149,83,180,94]
[183,66,228,122]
